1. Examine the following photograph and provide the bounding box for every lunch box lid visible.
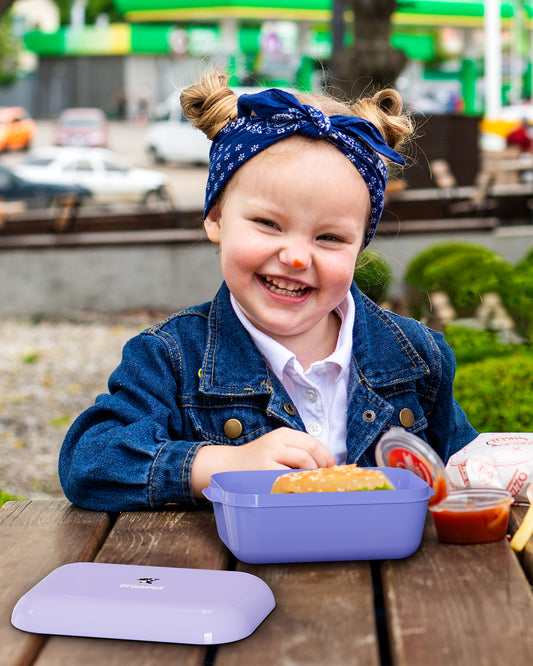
[203,467,433,508]
[12,562,275,645]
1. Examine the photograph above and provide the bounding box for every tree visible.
[329,0,407,99]
[0,0,15,18]
[0,12,19,85]
[52,0,120,25]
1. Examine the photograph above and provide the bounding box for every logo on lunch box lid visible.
[119,576,165,591]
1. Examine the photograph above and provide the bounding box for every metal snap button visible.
[223,418,243,439]
[283,402,297,416]
[362,410,376,423]
[399,408,415,428]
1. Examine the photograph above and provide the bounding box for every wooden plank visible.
[378,217,499,236]
[382,516,533,666]
[0,227,208,249]
[510,505,533,584]
[0,499,111,666]
[216,561,380,666]
[35,508,229,666]
[388,186,475,202]
[0,206,202,236]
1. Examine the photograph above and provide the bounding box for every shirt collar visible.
[230,291,355,383]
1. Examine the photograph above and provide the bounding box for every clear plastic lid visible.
[375,427,450,506]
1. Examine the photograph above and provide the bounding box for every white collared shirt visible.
[230,292,355,464]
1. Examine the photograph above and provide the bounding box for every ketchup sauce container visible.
[375,428,512,544]
[429,488,512,544]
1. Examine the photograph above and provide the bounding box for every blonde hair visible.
[180,70,413,156]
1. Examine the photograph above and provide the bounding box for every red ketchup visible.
[430,490,512,544]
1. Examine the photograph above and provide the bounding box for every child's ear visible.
[204,204,222,243]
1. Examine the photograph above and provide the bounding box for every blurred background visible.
[0,1,532,502]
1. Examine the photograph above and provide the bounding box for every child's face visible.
[204,138,370,352]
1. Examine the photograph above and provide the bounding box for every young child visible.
[59,72,477,511]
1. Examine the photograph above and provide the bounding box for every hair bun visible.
[181,72,239,140]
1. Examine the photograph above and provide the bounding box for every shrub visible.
[444,324,517,364]
[0,489,23,507]
[454,354,533,432]
[354,249,392,303]
[404,242,513,316]
[500,250,533,342]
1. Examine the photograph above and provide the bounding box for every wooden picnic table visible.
[1,499,532,666]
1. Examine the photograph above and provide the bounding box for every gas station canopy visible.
[111,0,533,24]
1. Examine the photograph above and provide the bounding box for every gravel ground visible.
[0,315,162,500]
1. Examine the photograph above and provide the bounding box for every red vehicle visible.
[55,107,108,147]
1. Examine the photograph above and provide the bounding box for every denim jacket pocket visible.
[382,389,429,434]
[187,400,278,446]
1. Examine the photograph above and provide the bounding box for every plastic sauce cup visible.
[429,489,512,544]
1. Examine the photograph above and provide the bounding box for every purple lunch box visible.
[203,468,433,563]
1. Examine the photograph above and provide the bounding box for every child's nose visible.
[279,245,311,270]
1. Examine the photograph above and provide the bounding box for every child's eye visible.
[255,218,279,230]
[317,233,344,243]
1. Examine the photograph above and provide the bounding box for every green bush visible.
[500,252,533,342]
[0,489,23,508]
[443,324,517,364]
[454,354,533,432]
[404,242,513,315]
[354,249,392,303]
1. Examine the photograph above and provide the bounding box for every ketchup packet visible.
[445,433,533,503]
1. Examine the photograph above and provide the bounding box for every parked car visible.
[144,91,211,165]
[144,86,283,166]
[14,147,172,205]
[0,163,91,209]
[55,107,108,147]
[0,106,35,152]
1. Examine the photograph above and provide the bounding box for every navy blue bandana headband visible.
[204,88,405,247]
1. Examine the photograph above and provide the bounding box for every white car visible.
[14,147,172,205]
[144,91,212,165]
[144,86,296,166]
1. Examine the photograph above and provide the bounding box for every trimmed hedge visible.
[404,242,513,315]
[443,324,517,364]
[500,250,533,342]
[354,249,392,304]
[453,353,533,432]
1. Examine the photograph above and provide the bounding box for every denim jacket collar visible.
[199,282,274,397]
[198,282,429,396]
[350,286,430,387]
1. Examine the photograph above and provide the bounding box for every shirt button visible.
[308,423,322,436]
[305,389,318,403]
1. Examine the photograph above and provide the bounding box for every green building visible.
[17,1,533,118]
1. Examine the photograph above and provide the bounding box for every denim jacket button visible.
[224,419,243,439]
[399,408,415,428]
[362,410,376,423]
[283,402,298,416]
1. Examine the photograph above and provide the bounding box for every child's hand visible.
[191,427,336,496]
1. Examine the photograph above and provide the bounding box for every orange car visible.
[0,106,35,152]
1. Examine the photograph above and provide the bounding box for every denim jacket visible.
[59,282,477,511]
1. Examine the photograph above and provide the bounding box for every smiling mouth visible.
[261,275,310,297]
